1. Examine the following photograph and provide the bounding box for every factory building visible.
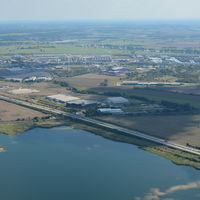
[46,94,97,108]
[46,94,80,104]
[98,108,124,114]
[107,97,129,104]
[66,99,97,108]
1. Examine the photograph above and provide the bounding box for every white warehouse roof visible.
[98,108,124,113]
[107,97,129,104]
[47,94,80,103]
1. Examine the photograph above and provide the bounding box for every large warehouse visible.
[46,94,80,104]
[107,97,129,104]
[66,99,97,108]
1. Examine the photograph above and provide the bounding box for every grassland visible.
[0,119,69,135]
[0,100,46,121]
[1,21,200,57]
[2,41,200,56]
[1,41,200,56]
[88,87,200,109]
[0,44,128,55]
[162,85,200,96]
[124,88,200,109]
[0,121,34,135]
[0,81,74,99]
[58,73,120,89]
[95,114,200,146]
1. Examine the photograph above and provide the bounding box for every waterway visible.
[0,126,200,200]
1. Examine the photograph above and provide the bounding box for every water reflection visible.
[0,126,200,200]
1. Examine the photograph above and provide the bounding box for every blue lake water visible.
[0,126,200,200]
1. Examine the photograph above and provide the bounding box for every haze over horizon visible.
[0,0,200,21]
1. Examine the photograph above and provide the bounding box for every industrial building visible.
[66,99,97,108]
[46,94,97,108]
[98,108,124,114]
[46,94,80,104]
[107,97,129,104]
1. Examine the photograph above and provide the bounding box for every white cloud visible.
[135,180,200,200]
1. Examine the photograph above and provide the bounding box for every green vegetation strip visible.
[0,122,34,135]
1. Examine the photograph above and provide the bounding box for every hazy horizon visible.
[1,19,200,24]
[1,0,200,21]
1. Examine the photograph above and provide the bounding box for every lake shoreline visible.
[0,118,200,170]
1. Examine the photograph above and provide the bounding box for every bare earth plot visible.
[0,81,23,88]
[0,82,103,102]
[24,82,75,97]
[9,88,39,94]
[0,100,46,121]
[0,82,71,98]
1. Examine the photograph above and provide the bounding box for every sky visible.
[0,0,200,21]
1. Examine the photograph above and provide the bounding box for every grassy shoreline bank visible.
[0,118,200,170]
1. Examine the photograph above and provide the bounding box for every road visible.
[1,94,200,156]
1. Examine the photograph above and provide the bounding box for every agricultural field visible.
[0,81,72,98]
[0,81,23,89]
[0,44,128,55]
[88,87,200,109]
[1,21,200,57]
[0,100,46,121]
[57,73,120,89]
[19,82,72,97]
[161,84,200,95]
[95,114,200,146]
[129,64,200,83]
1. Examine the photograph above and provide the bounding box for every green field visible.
[95,114,200,146]
[1,21,200,56]
[0,44,129,55]
[88,87,200,109]
[59,73,120,89]
[0,121,34,135]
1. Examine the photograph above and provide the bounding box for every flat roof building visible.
[98,108,124,114]
[46,94,80,104]
[66,99,97,107]
[107,97,129,104]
